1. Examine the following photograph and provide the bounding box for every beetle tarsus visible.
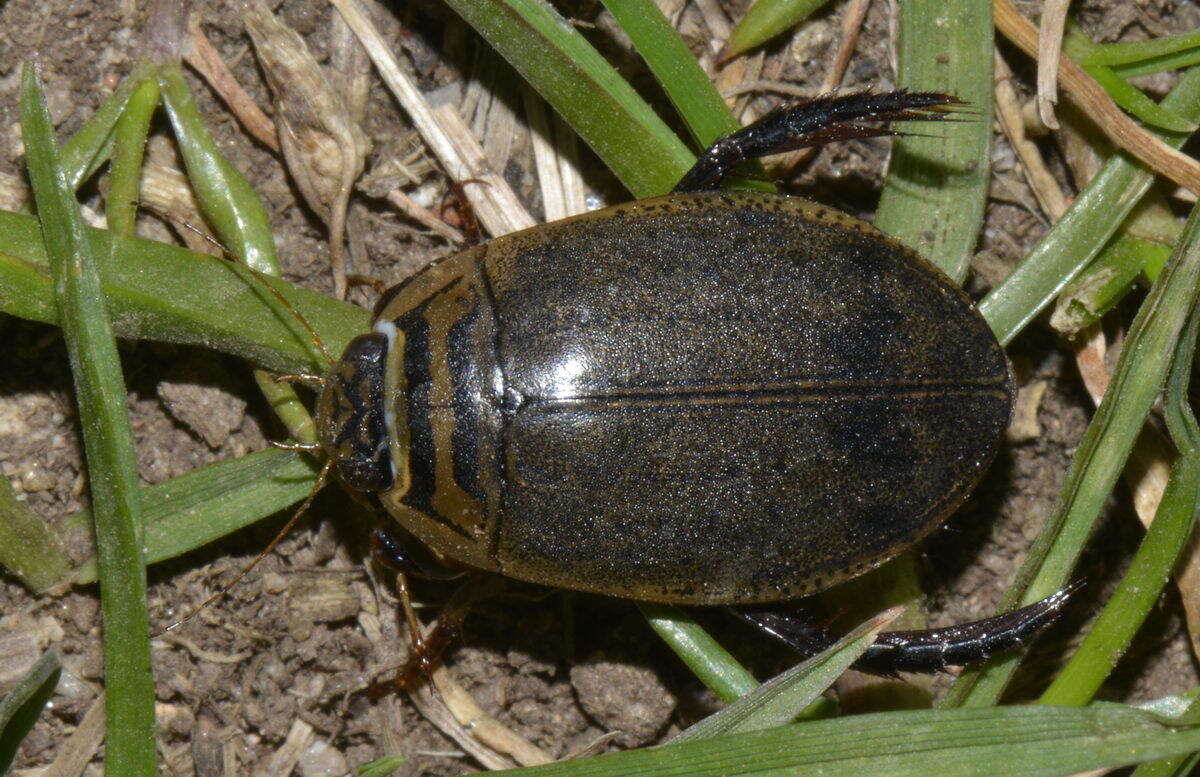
[673,90,965,192]
[367,563,486,698]
[733,582,1078,676]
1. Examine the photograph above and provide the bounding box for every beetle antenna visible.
[137,201,335,368]
[154,457,335,636]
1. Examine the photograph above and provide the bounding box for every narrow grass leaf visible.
[1079,29,1200,68]
[473,703,1200,777]
[638,603,757,703]
[0,469,70,592]
[873,0,993,283]
[979,66,1200,345]
[357,755,406,777]
[1040,453,1200,705]
[600,0,772,192]
[70,449,321,584]
[105,75,160,237]
[0,210,367,374]
[1040,293,1200,706]
[723,0,834,61]
[600,0,740,149]
[672,608,898,742]
[0,648,60,774]
[949,198,1200,708]
[58,66,151,191]
[1085,64,1196,132]
[157,63,279,274]
[439,0,693,198]
[158,62,320,442]
[1049,234,1171,336]
[1132,691,1200,777]
[21,63,156,776]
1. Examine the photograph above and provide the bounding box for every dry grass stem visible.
[995,0,1200,194]
[995,52,1070,220]
[524,88,587,221]
[431,664,555,767]
[264,718,313,777]
[432,104,537,235]
[243,0,370,299]
[384,188,465,243]
[406,678,517,770]
[328,0,534,238]
[693,0,733,53]
[184,24,281,153]
[1035,0,1071,130]
[554,112,589,217]
[29,692,105,777]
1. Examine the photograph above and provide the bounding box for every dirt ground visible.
[1,0,1199,775]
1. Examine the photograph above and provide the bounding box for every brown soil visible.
[1,0,1197,775]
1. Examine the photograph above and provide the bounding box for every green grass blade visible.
[1132,692,1200,777]
[978,66,1200,345]
[439,0,693,197]
[1085,64,1196,132]
[1049,234,1171,336]
[1039,453,1200,705]
[599,0,739,149]
[0,468,70,592]
[723,0,834,61]
[105,75,160,237]
[1079,28,1200,68]
[58,66,150,191]
[638,603,757,702]
[1067,26,1200,80]
[0,210,368,374]
[357,755,406,777]
[21,64,156,776]
[671,608,896,742]
[948,198,1200,709]
[1039,292,1200,706]
[0,648,60,774]
[157,63,279,274]
[157,62,316,443]
[69,449,321,584]
[873,0,992,283]
[600,0,773,192]
[471,703,1200,777]
[1114,51,1200,80]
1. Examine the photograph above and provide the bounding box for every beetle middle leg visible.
[731,584,1077,675]
[673,91,964,192]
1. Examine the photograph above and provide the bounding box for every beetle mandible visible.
[313,91,1070,678]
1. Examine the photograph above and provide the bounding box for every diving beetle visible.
[314,91,1070,677]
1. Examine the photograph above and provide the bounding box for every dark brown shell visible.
[368,192,1012,605]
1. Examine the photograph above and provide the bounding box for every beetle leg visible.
[370,526,467,581]
[732,583,1078,676]
[368,574,487,698]
[673,90,965,192]
[369,527,470,696]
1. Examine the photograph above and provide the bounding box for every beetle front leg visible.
[370,527,474,696]
[673,91,964,192]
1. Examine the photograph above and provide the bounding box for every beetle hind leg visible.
[673,90,965,193]
[733,583,1077,676]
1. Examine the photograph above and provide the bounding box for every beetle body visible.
[319,190,1012,605]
